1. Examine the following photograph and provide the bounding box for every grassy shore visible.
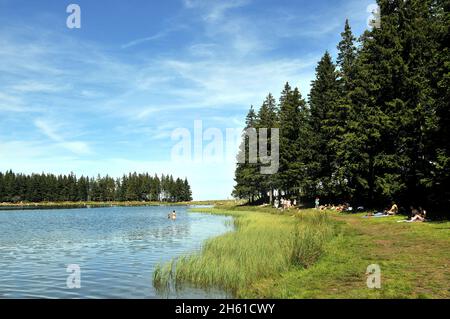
[154,205,450,299]
[154,207,334,295]
[0,200,237,210]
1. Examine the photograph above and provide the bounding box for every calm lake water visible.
[0,206,232,299]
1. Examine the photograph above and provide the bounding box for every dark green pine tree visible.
[308,52,342,200]
[337,19,357,91]
[395,0,441,207]
[344,8,398,205]
[428,0,450,210]
[347,0,437,206]
[90,175,102,201]
[151,174,161,201]
[183,177,193,201]
[335,19,360,202]
[0,171,191,204]
[277,83,308,199]
[0,172,4,202]
[233,106,260,203]
[77,176,89,201]
[168,175,175,202]
[256,93,279,203]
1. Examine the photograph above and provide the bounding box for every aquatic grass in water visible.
[153,209,335,296]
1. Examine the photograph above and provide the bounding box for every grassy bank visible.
[153,208,335,296]
[251,213,450,299]
[153,206,450,299]
[0,200,236,210]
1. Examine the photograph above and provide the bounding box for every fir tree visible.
[233,106,260,203]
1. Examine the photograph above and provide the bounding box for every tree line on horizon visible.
[0,171,193,203]
[233,0,449,214]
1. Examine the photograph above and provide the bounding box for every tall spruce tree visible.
[233,106,260,203]
[335,20,359,201]
[428,0,450,209]
[256,94,279,203]
[337,19,357,90]
[229,0,448,217]
[308,52,342,200]
[277,83,308,199]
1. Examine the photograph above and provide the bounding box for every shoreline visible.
[0,200,235,211]
[154,206,335,297]
[154,204,450,299]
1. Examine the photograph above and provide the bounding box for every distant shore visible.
[0,200,236,210]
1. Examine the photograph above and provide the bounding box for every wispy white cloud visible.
[0,0,374,199]
[183,0,250,22]
[11,81,68,93]
[121,22,190,49]
[34,119,91,155]
[0,140,50,160]
[121,31,168,49]
[0,92,26,112]
[188,43,217,57]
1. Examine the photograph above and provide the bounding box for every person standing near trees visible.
[315,197,320,210]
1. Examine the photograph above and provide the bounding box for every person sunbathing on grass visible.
[398,206,427,223]
[364,208,390,218]
[366,203,397,217]
[410,206,419,218]
[410,206,426,222]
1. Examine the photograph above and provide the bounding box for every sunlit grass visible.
[243,212,450,299]
[154,206,450,299]
[153,208,335,296]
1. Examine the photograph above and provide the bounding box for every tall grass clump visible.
[290,211,334,268]
[153,208,335,296]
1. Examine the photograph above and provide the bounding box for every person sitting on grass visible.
[284,199,291,209]
[386,202,399,215]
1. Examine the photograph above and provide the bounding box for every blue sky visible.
[0,0,373,200]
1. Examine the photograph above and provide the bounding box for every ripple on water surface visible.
[0,206,231,298]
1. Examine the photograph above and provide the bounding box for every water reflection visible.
[0,206,231,298]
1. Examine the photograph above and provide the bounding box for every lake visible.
[0,205,232,299]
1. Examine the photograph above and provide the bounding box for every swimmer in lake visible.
[168,210,176,220]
